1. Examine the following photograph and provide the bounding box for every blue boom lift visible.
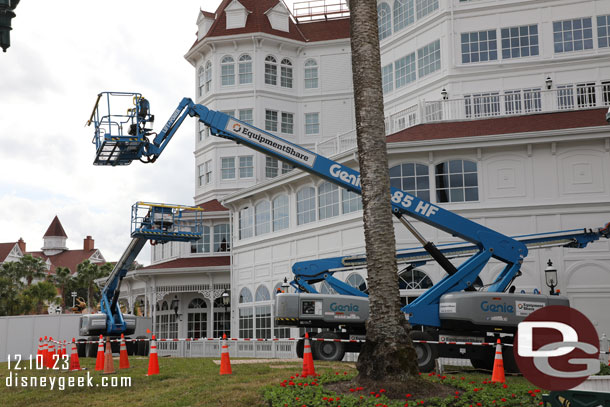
[78,201,204,355]
[87,92,609,370]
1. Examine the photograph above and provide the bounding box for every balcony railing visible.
[315,84,610,156]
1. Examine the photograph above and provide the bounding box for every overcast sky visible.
[1,0,298,265]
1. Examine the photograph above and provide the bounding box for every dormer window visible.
[225,0,250,30]
[265,2,290,32]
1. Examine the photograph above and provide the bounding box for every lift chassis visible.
[87,92,610,370]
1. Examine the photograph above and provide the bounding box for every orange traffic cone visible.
[47,337,56,369]
[491,338,505,383]
[36,337,43,360]
[102,339,116,374]
[301,333,316,377]
[146,335,159,376]
[95,335,105,371]
[42,336,48,367]
[119,334,130,369]
[69,338,81,371]
[219,333,232,375]
[63,340,68,360]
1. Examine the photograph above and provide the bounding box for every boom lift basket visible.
[86,91,155,166]
[131,202,204,242]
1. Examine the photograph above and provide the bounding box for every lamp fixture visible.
[545,76,553,90]
[441,88,448,100]
[544,259,558,296]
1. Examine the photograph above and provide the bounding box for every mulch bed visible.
[325,376,457,401]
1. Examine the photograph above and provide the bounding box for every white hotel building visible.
[119,0,610,347]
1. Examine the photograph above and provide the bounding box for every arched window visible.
[198,66,205,96]
[304,59,318,89]
[346,273,367,293]
[394,0,414,32]
[238,54,253,84]
[320,281,336,294]
[435,159,478,203]
[254,285,271,338]
[280,58,293,88]
[398,268,433,289]
[161,301,169,311]
[238,287,253,338]
[188,298,207,308]
[205,61,212,92]
[265,55,277,85]
[342,188,362,214]
[389,163,430,201]
[156,300,176,339]
[297,187,316,225]
[221,55,235,86]
[318,181,339,220]
[187,298,207,338]
[239,206,254,239]
[377,2,392,41]
[191,225,210,253]
[213,297,230,338]
[213,224,230,252]
[255,200,271,236]
[272,194,290,231]
[239,287,253,303]
[255,285,271,302]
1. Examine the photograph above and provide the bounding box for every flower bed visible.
[262,370,547,407]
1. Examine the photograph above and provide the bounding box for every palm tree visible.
[15,254,47,286]
[22,281,59,314]
[50,266,72,308]
[348,0,418,381]
[0,262,24,316]
[75,260,112,312]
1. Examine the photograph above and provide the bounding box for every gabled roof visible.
[201,10,215,19]
[189,0,350,51]
[43,216,67,238]
[29,249,103,275]
[139,256,230,270]
[0,242,19,263]
[386,108,609,144]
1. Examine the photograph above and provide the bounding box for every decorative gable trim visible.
[225,0,251,30]
[89,249,106,263]
[265,2,290,32]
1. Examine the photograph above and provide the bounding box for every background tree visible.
[0,262,24,316]
[348,0,418,382]
[50,266,72,308]
[75,261,113,312]
[15,254,47,286]
[22,281,59,314]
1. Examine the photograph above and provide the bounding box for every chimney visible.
[84,236,94,251]
[17,238,26,253]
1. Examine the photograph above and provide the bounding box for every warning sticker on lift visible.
[439,302,457,313]
[515,300,545,317]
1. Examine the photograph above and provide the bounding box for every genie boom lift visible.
[87,92,609,371]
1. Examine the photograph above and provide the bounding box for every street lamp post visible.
[545,259,558,295]
[221,290,230,337]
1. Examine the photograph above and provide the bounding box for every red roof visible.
[386,108,609,144]
[29,249,102,275]
[198,199,229,212]
[0,242,18,262]
[43,216,67,238]
[190,0,349,50]
[139,256,230,270]
[201,10,216,19]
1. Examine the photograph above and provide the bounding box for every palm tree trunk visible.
[349,0,418,381]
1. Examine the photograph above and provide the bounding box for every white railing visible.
[157,339,297,359]
[315,84,610,157]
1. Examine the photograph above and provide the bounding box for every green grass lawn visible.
[0,357,543,407]
[0,356,353,407]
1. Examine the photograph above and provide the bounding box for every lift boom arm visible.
[90,94,608,327]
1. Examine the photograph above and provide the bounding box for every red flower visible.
[380,389,386,393]
[455,391,460,395]
[376,394,381,398]
[501,398,507,402]
[406,394,412,398]
[503,384,508,388]
[461,377,465,380]
[534,389,541,393]
[350,389,355,392]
